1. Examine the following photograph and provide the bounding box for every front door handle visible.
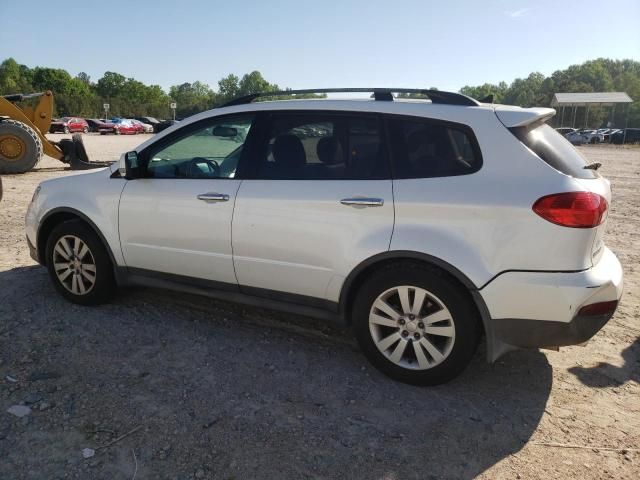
[197,192,229,202]
[340,197,384,207]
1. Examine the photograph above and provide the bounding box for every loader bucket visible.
[56,135,113,170]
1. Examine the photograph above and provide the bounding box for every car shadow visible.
[1,265,552,480]
[568,336,640,387]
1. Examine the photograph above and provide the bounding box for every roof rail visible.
[219,88,480,108]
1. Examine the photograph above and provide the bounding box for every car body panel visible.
[232,179,394,301]
[26,167,126,266]
[481,247,623,323]
[118,178,241,283]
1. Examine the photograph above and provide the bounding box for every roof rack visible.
[219,88,480,108]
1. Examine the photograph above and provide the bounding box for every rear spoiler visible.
[494,106,556,128]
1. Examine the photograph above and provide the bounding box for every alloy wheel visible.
[369,286,456,370]
[52,235,97,295]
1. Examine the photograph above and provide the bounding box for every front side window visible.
[145,115,254,179]
[251,113,389,180]
[389,117,481,179]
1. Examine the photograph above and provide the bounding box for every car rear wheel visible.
[83,126,88,134]
[352,262,481,386]
[63,126,70,134]
[45,220,115,305]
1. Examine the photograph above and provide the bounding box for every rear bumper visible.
[491,311,615,349]
[481,247,623,355]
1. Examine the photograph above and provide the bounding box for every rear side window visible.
[511,123,598,179]
[388,118,481,179]
[251,113,389,180]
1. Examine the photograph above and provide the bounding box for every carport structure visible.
[551,92,633,142]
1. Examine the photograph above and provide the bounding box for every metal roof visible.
[551,92,632,107]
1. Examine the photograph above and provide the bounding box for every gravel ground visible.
[0,135,638,480]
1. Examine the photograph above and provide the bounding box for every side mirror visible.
[120,151,142,179]
[212,125,237,137]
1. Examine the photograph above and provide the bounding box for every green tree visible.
[217,74,240,105]
[168,81,215,117]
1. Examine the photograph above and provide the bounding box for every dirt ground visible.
[0,135,638,480]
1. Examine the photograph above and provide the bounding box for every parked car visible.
[611,128,640,144]
[565,130,588,145]
[555,127,575,136]
[154,119,179,133]
[25,88,623,386]
[596,128,612,142]
[130,119,154,133]
[129,119,145,134]
[578,129,605,144]
[85,118,111,133]
[49,117,89,134]
[98,118,139,135]
[134,117,161,131]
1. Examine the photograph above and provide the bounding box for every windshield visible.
[511,123,598,179]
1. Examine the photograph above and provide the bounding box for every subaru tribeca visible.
[25,88,623,385]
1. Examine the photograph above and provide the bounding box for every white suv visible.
[25,88,623,385]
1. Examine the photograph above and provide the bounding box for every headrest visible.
[316,136,343,165]
[273,134,306,168]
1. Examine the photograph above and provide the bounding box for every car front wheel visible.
[45,220,115,305]
[352,263,481,386]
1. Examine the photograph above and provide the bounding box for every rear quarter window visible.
[388,117,482,179]
[511,123,598,179]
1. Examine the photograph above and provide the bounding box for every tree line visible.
[0,57,637,127]
[460,58,639,128]
[0,58,322,119]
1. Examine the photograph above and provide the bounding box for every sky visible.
[0,0,638,93]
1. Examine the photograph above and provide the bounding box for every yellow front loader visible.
[0,91,109,174]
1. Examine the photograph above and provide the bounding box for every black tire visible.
[0,119,43,174]
[352,262,481,386]
[82,126,89,134]
[64,126,70,134]
[45,220,116,305]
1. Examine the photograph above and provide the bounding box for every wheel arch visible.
[339,251,493,351]
[37,207,118,273]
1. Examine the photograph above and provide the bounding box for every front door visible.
[118,114,256,284]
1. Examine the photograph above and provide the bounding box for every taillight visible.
[533,192,607,228]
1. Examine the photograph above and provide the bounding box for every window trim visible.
[383,113,483,180]
[136,112,259,180]
[241,110,392,181]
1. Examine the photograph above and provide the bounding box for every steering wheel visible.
[189,157,220,178]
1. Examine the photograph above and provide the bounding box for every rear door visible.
[118,114,256,283]
[232,111,394,303]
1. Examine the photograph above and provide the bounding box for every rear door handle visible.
[340,197,384,207]
[197,192,229,202]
